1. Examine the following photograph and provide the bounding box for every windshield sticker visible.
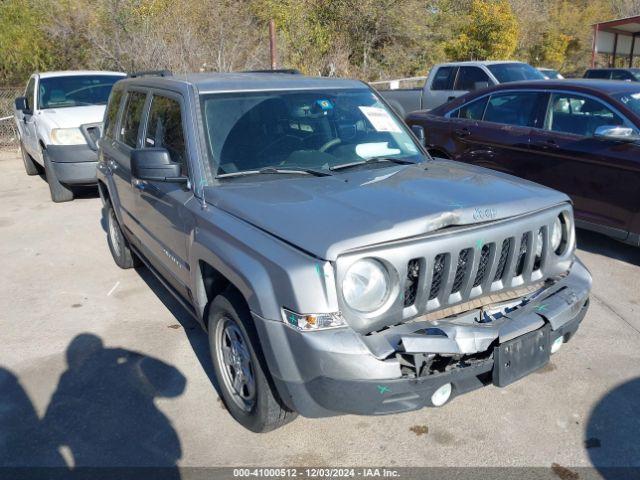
[355,142,401,159]
[359,106,402,133]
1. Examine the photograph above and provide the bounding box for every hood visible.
[39,105,106,128]
[206,159,570,261]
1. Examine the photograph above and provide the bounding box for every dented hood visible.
[206,159,570,261]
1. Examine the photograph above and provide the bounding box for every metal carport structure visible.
[591,15,640,67]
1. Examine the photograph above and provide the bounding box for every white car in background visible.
[14,71,125,202]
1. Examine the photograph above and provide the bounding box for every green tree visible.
[445,0,519,60]
[0,0,55,84]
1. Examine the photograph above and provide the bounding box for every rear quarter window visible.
[119,91,147,148]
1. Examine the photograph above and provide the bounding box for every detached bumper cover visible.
[253,258,592,417]
[46,145,98,185]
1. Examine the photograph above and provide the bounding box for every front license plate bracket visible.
[493,324,551,387]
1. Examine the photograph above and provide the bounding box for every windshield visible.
[200,88,425,178]
[38,75,123,109]
[630,69,640,81]
[612,91,640,116]
[488,63,545,83]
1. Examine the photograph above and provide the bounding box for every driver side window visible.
[546,93,626,137]
[26,78,35,112]
[144,95,188,175]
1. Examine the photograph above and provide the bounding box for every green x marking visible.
[536,304,549,313]
[377,385,391,395]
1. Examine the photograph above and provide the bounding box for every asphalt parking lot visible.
[1,149,639,474]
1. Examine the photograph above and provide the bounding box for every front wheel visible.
[105,201,140,269]
[19,141,40,176]
[208,289,296,432]
[43,150,73,202]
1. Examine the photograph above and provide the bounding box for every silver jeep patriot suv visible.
[97,71,591,432]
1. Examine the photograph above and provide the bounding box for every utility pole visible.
[269,19,277,70]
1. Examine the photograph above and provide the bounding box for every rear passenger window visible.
[454,67,491,91]
[104,89,123,140]
[456,97,489,120]
[546,93,625,137]
[431,67,457,91]
[585,70,610,79]
[484,92,546,127]
[119,91,147,148]
[144,95,187,173]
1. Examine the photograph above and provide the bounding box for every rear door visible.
[130,91,193,297]
[528,92,640,237]
[449,91,548,175]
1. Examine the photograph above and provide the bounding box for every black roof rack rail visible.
[243,69,301,75]
[128,70,173,78]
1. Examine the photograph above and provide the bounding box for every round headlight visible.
[550,216,563,253]
[342,259,390,313]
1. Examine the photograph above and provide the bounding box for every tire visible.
[208,288,297,432]
[105,201,140,269]
[20,141,39,176]
[43,150,73,202]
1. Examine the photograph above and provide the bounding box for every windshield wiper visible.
[329,156,417,172]
[216,166,332,179]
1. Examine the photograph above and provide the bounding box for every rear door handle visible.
[454,127,471,138]
[447,96,456,102]
[533,139,559,149]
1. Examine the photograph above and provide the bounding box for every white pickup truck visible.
[377,61,545,118]
[14,70,125,202]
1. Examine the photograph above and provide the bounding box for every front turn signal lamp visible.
[281,308,346,331]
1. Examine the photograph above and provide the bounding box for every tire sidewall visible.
[208,293,274,433]
[106,202,131,269]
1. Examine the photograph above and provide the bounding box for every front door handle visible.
[447,96,456,102]
[454,127,471,138]
[132,178,146,190]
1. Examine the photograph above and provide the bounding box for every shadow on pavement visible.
[576,229,640,266]
[586,377,640,479]
[134,266,222,396]
[0,333,186,478]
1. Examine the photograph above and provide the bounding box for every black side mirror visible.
[15,96,30,114]
[131,148,187,183]
[411,125,426,146]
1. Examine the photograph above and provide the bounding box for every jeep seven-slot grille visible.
[451,248,472,293]
[404,226,547,310]
[428,254,447,300]
[473,244,491,287]
[494,239,511,282]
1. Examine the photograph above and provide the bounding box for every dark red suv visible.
[406,80,640,246]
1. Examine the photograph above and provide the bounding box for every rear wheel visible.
[106,201,140,269]
[43,150,73,202]
[208,288,296,432]
[20,141,39,176]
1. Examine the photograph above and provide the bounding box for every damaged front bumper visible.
[253,258,591,417]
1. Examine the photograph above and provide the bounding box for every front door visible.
[20,77,39,158]
[528,92,640,238]
[130,91,193,298]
